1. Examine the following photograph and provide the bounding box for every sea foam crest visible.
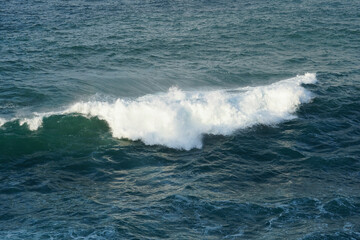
[65,73,316,149]
[5,73,316,150]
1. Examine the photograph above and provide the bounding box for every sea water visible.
[1,0,360,239]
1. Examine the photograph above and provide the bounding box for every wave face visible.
[2,73,316,150]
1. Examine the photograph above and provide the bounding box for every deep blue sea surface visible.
[1,0,360,239]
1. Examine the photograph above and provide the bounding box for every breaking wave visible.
[0,73,317,150]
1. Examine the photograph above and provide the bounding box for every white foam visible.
[65,73,316,149]
[3,73,317,150]
[0,117,6,127]
[19,116,43,131]
[18,111,60,131]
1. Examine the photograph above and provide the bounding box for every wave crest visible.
[2,73,317,150]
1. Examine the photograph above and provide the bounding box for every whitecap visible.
[6,73,317,150]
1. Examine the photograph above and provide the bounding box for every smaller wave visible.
[17,111,61,131]
[0,111,61,131]
[1,73,317,150]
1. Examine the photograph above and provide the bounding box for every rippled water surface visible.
[1,0,360,239]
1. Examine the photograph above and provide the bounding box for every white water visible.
[0,118,6,128]
[1,73,317,150]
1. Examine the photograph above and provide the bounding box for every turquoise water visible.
[1,0,360,239]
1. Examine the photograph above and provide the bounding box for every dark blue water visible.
[1,0,360,239]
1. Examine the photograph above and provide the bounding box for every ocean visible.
[1,0,360,239]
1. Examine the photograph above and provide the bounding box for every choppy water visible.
[1,0,360,239]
